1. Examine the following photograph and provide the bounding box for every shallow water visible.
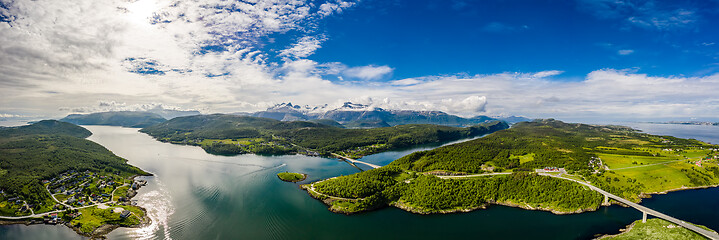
[1,124,718,239]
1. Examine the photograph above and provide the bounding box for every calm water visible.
[1,124,718,239]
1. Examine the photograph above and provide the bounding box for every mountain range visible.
[60,111,167,128]
[244,102,531,127]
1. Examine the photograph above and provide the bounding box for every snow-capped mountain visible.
[249,102,529,127]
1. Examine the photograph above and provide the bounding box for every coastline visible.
[0,174,152,238]
[75,205,152,239]
[594,221,637,239]
[302,178,719,216]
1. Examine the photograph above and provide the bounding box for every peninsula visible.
[139,114,509,158]
[303,119,719,216]
[0,120,152,237]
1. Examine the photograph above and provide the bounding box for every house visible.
[68,212,82,218]
[120,210,131,218]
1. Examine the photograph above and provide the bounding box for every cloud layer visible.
[0,0,717,123]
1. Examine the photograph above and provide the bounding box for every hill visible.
[303,119,719,214]
[0,120,148,216]
[139,114,509,157]
[60,111,167,128]
[0,120,91,138]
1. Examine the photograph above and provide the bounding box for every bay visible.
[1,123,718,239]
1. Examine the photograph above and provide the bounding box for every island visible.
[0,120,152,238]
[302,119,719,217]
[648,121,719,126]
[139,114,509,158]
[277,172,307,182]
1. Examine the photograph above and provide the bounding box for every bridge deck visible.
[543,174,719,240]
[331,153,381,169]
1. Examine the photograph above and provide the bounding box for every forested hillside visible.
[0,120,91,138]
[140,114,509,157]
[0,120,148,215]
[60,111,167,128]
[305,119,719,214]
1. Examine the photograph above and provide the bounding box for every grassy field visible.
[599,153,683,169]
[596,149,719,194]
[199,138,264,146]
[510,153,535,164]
[70,205,144,234]
[54,194,69,202]
[113,186,130,201]
[603,218,713,240]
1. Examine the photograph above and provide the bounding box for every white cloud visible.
[0,113,24,118]
[577,0,698,31]
[1,0,718,123]
[441,96,488,114]
[482,22,528,33]
[532,70,564,78]
[318,1,356,16]
[0,0,361,118]
[390,78,423,86]
[617,49,634,55]
[343,65,394,80]
[279,35,324,59]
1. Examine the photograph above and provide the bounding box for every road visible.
[0,183,130,220]
[437,171,719,239]
[539,173,719,240]
[438,172,512,179]
[46,185,73,209]
[306,177,364,201]
[331,153,381,169]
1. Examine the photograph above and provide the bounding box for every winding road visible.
[0,183,130,220]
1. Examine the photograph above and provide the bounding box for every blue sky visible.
[305,0,719,79]
[1,0,719,123]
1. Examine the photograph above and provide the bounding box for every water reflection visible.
[2,124,718,239]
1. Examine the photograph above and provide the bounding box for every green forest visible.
[0,120,148,215]
[306,119,719,214]
[140,114,509,157]
[311,169,602,214]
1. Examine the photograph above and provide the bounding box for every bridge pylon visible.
[642,211,647,223]
[603,194,608,205]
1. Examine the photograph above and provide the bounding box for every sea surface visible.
[1,123,718,239]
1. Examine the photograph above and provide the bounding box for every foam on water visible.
[122,177,175,240]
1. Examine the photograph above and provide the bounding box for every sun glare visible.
[127,0,158,24]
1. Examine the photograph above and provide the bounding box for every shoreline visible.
[278,173,308,183]
[303,178,719,216]
[0,174,153,238]
[594,221,637,239]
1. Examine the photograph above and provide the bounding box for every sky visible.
[1,0,719,123]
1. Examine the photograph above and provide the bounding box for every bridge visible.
[441,172,719,239]
[324,155,719,239]
[331,153,381,169]
[540,174,719,240]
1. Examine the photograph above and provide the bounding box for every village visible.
[0,170,147,226]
